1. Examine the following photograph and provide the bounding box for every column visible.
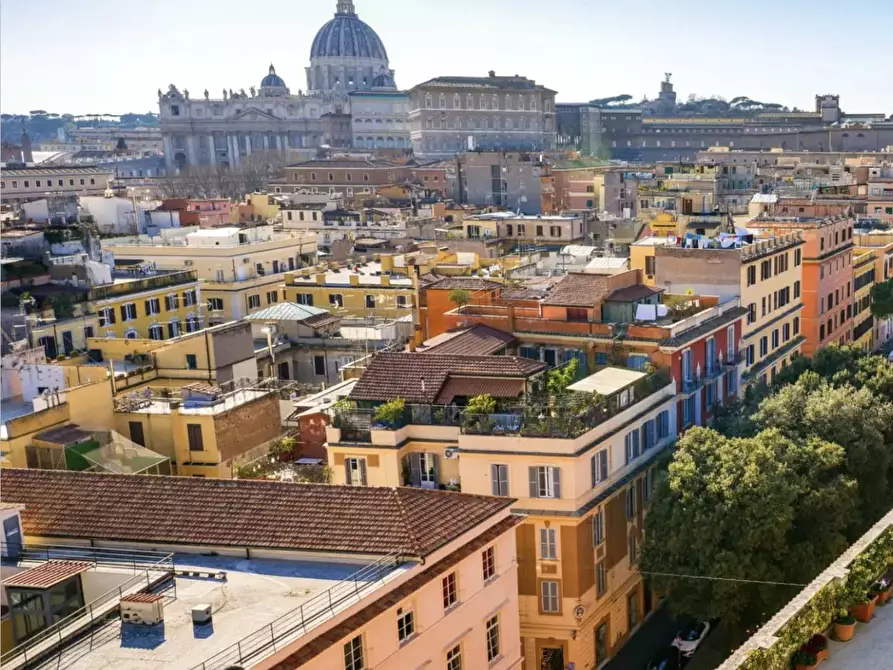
[186,134,197,166]
[262,134,270,151]
[229,135,241,169]
[245,134,252,156]
[281,134,289,149]
[208,134,216,163]
[275,134,282,151]
[162,134,174,171]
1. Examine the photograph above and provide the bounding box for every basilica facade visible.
[158,0,397,171]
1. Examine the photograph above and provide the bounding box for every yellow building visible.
[324,352,677,670]
[854,233,893,352]
[283,258,417,321]
[28,267,201,360]
[631,232,805,386]
[853,249,876,351]
[103,225,317,324]
[236,192,282,223]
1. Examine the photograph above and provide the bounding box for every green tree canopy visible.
[871,279,893,319]
[448,289,471,308]
[641,427,856,628]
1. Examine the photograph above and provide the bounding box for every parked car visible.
[671,620,711,657]
[646,646,683,670]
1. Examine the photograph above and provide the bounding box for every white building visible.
[158,1,398,171]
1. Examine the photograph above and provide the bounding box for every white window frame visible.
[539,527,557,560]
[486,614,500,662]
[536,466,559,498]
[145,297,160,316]
[592,509,605,546]
[345,457,367,486]
[540,580,560,613]
[482,546,496,581]
[121,302,137,321]
[397,607,415,643]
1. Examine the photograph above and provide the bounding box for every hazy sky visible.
[2,0,891,115]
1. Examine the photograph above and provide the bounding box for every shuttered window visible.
[529,466,561,498]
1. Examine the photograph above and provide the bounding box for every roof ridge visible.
[392,487,424,556]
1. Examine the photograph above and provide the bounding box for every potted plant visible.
[877,577,893,605]
[804,634,828,662]
[833,608,856,641]
[790,649,818,670]
[373,397,405,429]
[850,593,878,622]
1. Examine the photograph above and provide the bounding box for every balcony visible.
[88,270,198,301]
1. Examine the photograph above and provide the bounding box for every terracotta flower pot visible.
[850,595,878,622]
[816,648,829,661]
[794,665,817,670]
[834,620,856,641]
[879,587,893,605]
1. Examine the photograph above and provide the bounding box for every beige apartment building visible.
[462,212,586,249]
[0,166,115,203]
[326,352,678,669]
[1,469,523,670]
[103,225,317,324]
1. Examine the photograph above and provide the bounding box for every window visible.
[541,580,560,613]
[645,255,656,277]
[593,509,605,546]
[397,607,414,642]
[343,635,364,670]
[446,644,462,670]
[746,344,755,367]
[656,410,670,439]
[120,303,137,321]
[442,572,458,610]
[793,316,800,335]
[726,370,737,395]
[727,325,736,360]
[629,533,638,566]
[794,280,801,300]
[591,448,608,486]
[486,615,500,662]
[746,265,756,286]
[644,469,654,505]
[98,307,116,326]
[529,466,561,498]
[314,355,326,376]
[760,259,772,281]
[760,336,768,357]
[476,548,497,591]
[148,324,164,340]
[491,464,509,496]
[794,248,802,266]
[539,528,557,560]
[345,457,367,486]
[772,329,779,349]
[641,419,656,451]
[365,295,376,308]
[706,381,716,408]
[165,294,179,311]
[624,429,640,464]
[207,297,224,312]
[783,323,791,342]
[266,290,278,305]
[186,354,197,369]
[184,290,196,307]
[595,621,609,664]
[296,293,314,306]
[248,294,261,310]
[256,262,265,276]
[186,424,204,451]
[628,590,639,628]
[626,485,637,519]
[396,295,408,308]
[168,320,181,339]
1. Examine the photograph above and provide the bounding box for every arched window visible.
[439,93,446,108]
[454,94,461,109]
[505,94,512,110]
[518,95,525,110]
[492,94,499,109]
[479,94,486,109]
[125,328,138,340]
[530,97,537,111]
[424,93,432,108]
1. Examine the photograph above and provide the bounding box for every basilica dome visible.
[261,64,286,88]
[310,0,387,60]
[306,1,394,95]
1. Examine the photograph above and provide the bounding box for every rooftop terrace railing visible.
[88,269,198,302]
[190,552,405,670]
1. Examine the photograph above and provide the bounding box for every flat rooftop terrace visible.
[46,553,407,670]
[822,600,893,670]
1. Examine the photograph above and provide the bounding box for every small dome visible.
[261,64,286,88]
[310,1,388,60]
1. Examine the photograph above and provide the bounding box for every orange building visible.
[749,215,854,356]
[417,275,504,342]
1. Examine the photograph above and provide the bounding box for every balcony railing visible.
[461,370,671,439]
[88,270,198,302]
[332,404,462,441]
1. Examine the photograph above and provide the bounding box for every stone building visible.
[407,71,557,158]
[158,1,397,171]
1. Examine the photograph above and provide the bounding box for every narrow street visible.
[604,605,679,670]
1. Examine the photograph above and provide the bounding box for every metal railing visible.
[88,270,198,302]
[190,552,405,670]
[333,404,463,437]
[0,545,175,669]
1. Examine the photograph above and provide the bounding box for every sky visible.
[1,0,891,115]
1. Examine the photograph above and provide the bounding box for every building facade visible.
[348,89,410,150]
[157,1,397,170]
[0,166,114,203]
[407,72,557,158]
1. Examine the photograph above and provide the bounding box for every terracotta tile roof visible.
[4,561,93,589]
[434,377,524,404]
[542,273,610,307]
[120,593,164,603]
[604,285,664,302]
[267,514,524,670]
[422,324,516,357]
[0,469,513,559]
[349,352,545,403]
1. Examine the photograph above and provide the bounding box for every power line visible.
[639,570,807,588]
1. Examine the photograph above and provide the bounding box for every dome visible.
[371,71,395,88]
[261,64,286,88]
[310,1,388,60]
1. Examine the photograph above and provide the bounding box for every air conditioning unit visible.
[444,447,459,460]
[120,593,165,626]
[192,603,212,625]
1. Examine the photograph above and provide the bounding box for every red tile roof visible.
[421,324,516,357]
[434,377,524,404]
[121,593,164,603]
[349,352,545,403]
[4,561,93,589]
[419,274,504,291]
[0,469,513,559]
[267,514,524,670]
[542,273,610,307]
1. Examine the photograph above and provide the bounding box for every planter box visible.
[833,621,856,641]
[850,594,879,623]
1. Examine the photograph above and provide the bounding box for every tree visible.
[448,289,471,309]
[547,359,579,396]
[870,279,893,319]
[641,427,857,628]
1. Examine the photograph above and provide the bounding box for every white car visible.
[671,620,711,657]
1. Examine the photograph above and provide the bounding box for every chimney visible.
[420,377,426,394]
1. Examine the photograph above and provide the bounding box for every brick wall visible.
[214,393,282,462]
